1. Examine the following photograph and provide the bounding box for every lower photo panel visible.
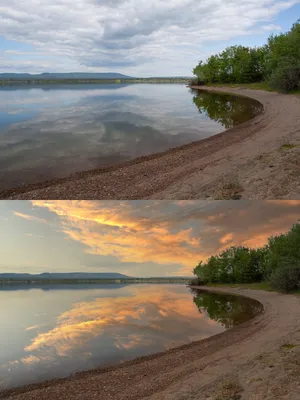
[0,200,300,400]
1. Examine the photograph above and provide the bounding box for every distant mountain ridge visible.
[0,272,131,280]
[0,273,194,280]
[0,72,134,80]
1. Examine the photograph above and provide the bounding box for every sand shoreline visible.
[1,286,300,400]
[2,86,300,200]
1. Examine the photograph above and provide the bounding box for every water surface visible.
[0,284,262,390]
[0,84,262,190]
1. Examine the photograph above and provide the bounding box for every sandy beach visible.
[1,286,300,400]
[1,86,300,200]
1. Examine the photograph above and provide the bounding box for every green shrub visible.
[268,64,300,92]
[269,261,300,292]
[262,223,300,278]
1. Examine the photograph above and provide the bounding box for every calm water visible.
[0,284,262,390]
[0,84,262,190]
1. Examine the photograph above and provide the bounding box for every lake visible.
[0,84,262,191]
[0,284,262,390]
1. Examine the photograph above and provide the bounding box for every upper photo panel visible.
[0,1,299,200]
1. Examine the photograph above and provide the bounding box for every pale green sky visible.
[0,200,299,277]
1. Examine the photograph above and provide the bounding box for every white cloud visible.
[0,0,299,75]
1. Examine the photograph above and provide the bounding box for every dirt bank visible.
[1,86,300,200]
[1,287,300,400]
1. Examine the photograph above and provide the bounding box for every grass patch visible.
[282,344,298,350]
[292,290,300,294]
[215,180,243,200]
[280,143,298,150]
[207,282,272,291]
[206,282,300,294]
[215,377,244,400]
[290,89,300,95]
[206,82,274,92]
[204,83,300,94]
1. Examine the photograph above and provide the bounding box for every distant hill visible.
[0,272,131,280]
[146,76,192,79]
[0,72,134,80]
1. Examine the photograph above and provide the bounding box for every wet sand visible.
[1,86,300,200]
[1,286,300,400]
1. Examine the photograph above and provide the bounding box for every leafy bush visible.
[268,64,300,92]
[269,261,300,292]
[262,223,300,278]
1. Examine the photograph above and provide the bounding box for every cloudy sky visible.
[1,0,299,76]
[1,200,300,277]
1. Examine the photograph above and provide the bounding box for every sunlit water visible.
[0,284,262,390]
[0,84,262,190]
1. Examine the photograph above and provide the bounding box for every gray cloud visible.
[0,0,298,74]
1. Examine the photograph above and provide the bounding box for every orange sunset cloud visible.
[28,201,300,276]
[31,201,208,274]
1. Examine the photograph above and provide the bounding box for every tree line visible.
[193,222,300,292]
[192,20,300,92]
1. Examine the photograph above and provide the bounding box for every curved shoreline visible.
[3,86,300,200]
[1,286,300,400]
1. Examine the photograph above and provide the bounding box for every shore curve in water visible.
[1,286,300,400]
[1,86,300,200]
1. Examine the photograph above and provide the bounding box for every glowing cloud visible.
[24,286,204,357]
[13,211,47,224]
[31,201,207,274]
[28,200,300,275]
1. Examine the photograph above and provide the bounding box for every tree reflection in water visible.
[190,88,263,129]
[191,289,263,329]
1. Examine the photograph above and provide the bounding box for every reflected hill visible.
[0,284,129,291]
[0,84,132,92]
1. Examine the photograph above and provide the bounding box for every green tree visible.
[262,222,300,278]
[193,221,300,293]
[192,19,300,92]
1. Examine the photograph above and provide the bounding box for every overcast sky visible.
[0,200,299,277]
[0,0,299,76]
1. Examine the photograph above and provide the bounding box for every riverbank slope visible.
[2,86,300,199]
[1,287,300,400]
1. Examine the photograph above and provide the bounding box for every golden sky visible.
[1,200,300,276]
